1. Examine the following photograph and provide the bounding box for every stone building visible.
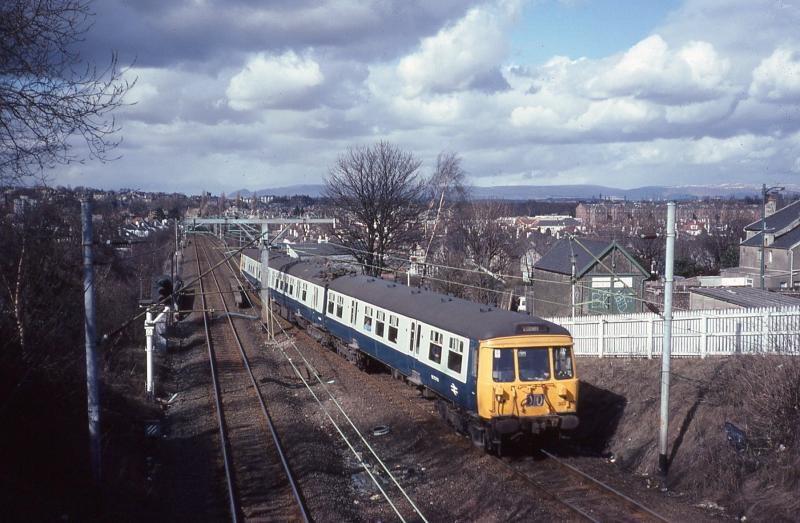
[531,238,650,317]
[723,199,800,290]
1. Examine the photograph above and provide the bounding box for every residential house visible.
[723,199,800,289]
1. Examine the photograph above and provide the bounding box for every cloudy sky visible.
[53,0,800,194]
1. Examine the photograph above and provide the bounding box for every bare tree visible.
[431,200,515,305]
[420,151,467,282]
[324,141,426,276]
[0,0,132,184]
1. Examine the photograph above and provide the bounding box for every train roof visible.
[328,274,569,341]
[269,253,353,286]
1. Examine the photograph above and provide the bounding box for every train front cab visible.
[475,334,579,450]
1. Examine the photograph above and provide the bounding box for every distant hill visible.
[233,183,800,200]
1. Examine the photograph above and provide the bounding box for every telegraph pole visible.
[81,198,101,482]
[658,202,676,479]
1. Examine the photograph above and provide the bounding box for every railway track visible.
[209,235,669,522]
[498,450,671,522]
[194,237,309,522]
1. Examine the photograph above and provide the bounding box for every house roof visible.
[329,275,569,341]
[533,238,648,278]
[744,199,800,232]
[690,287,800,308]
[741,226,800,249]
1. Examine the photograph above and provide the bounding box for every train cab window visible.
[554,347,574,380]
[429,331,443,364]
[447,338,464,373]
[375,311,386,337]
[492,349,515,382]
[364,306,373,332]
[518,348,550,381]
[388,316,399,343]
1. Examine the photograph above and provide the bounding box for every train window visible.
[375,311,385,337]
[336,295,344,318]
[447,350,462,373]
[388,316,399,343]
[350,300,358,324]
[289,278,294,295]
[492,349,515,382]
[429,331,443,364]
[327,294,335,314]
[554,347,574,380]
[518,348,550,381]
[364,306,373,332]
[301,283,307,302]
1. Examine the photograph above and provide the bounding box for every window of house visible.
[554,346,574,379]
[518,348,550,381]
[447,338,464,373]
[388,315,399,343]
[375,310,386,337]
[492,349,515,382]
[336,295,344,318]
[363,306,373,332]
[429,330,443,364]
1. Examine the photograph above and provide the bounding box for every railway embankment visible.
[575,356,800,521]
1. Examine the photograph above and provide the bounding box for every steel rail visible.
[194,242,240,523]
[215,238,424,523]
[491,449,671,523]
[199,239,311,523]
[540,450,671,523]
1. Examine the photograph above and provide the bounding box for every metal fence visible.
[546,306,800,358]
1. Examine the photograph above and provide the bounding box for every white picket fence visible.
[546,306,800,358]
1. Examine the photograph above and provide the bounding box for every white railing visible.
[546,306,800,358]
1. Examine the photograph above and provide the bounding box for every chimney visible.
[765,197,777,217]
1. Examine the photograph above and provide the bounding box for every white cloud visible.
[226,51,324,111]
[509,105,561,127]
[397,5,508,96]
[587,35,731,103]
[749,46,800,102]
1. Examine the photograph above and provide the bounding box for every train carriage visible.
[239,249,579,453]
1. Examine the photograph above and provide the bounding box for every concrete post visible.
[81,199,101,482]
[658,201,676,478]
[260,224,272,340]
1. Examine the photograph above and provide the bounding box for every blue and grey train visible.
[239,249,579,452]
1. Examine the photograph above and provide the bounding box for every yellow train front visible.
[472,332,578,453]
